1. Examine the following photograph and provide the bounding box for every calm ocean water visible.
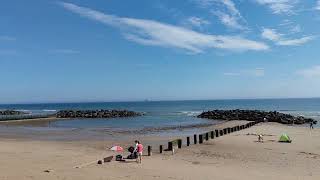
[1,98,320,129]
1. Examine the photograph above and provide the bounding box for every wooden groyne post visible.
[215,130,219,137]
[205,132,209,141]
[219,130,224,136]
[148,146,152,156]
[159,145,163,153]
[211,131,214,139]
[187,137,190,146]
[199,134,203,144]
[223,128,227,134]
[194,134,197,144]
[178,139,182,149]
[168,142,173,151]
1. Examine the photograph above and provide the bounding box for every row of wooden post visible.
[147,121,258,156]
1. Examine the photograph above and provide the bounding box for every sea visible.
[1,98,319,130]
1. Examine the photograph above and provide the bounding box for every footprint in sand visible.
[299,151,320,159]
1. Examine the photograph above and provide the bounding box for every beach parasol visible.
[110,145,123,152]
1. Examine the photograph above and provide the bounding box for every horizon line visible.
[0,97,320,105]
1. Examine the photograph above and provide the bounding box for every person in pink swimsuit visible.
[136,141,143,163]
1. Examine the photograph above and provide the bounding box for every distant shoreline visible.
[1,97,320,106]
[0,117,65,124]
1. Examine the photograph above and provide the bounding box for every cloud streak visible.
[60,2,268,53]
[215,0,246,29]
[223,72,240,76]
[214,11,244,30]
[297,65,320,78]
[255,0,299,15]
[186,17,210,28]
[261,28,314,46]
[195,0,247,30]
[224,68,265,77]
[316,0,320,10]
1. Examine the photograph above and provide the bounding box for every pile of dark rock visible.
[0,110,27,116]
[197,109,317,125]
[56,110,143,118]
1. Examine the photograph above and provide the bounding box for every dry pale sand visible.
[0,122,319,180]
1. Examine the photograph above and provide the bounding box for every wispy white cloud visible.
[279,20,301,34]
[186,16,210,28]
[50,49,80,54]
[0,36,16,41]
[289,24,301,33]
[254,0,299,15]
[60,2,268,53]
[297,65,320,78]
[214,11,245,30]
[279,19,302,34]
[261,28,282,41]
[279,19,293,26]
[277,36,314,46]
[316,0,320,10]
[250,68,265,77]
[223,72,240,76]
[261,28,314,46]
[194,0,247,30]
[224,68,265,77]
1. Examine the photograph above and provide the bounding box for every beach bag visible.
[116,155,123,161]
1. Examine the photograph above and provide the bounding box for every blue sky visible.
[1,0,320,103]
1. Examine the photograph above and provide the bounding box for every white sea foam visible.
[42,110,57,112]
[17,109,31,112]
[174,111,202,116]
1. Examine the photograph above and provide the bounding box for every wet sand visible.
[0,118,231,142]
[0,122,319,180]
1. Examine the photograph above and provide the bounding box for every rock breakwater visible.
[197,109,316,125]
[56,110,143,118]
[0,110,27,116]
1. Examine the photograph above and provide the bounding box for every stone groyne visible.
[197,109,316,124]
[56,110,143,118]
[0,110,28,116]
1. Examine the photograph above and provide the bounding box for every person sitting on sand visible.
[136,141,143,163]
[258,134,263,143]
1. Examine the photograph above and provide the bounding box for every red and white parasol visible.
[110,145,123,152]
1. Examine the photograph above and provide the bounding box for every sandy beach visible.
[0,121,319,180]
